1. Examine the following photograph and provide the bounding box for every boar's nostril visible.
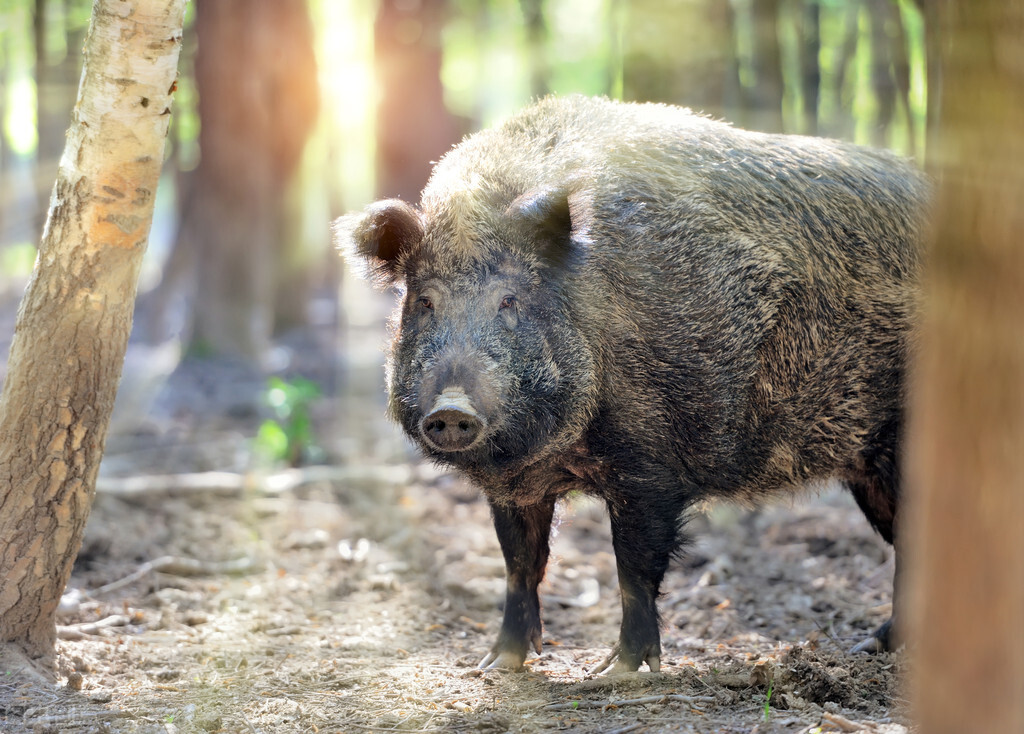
[421,407,484,452]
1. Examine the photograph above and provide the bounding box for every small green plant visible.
[254,376,322,467]
[1,243,37,278]
[763,678,774,721]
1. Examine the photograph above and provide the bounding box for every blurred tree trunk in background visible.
[795,0,820,135]
[375,0,460,202]
[621,0,739,121]
[520,0,551,99]
[828,0,863,141]
[746,0,784,131]
[886,2,913,153]
[868,0,896,145]
[0,0,185,677]
[868,0,911,150]
[34,0,87,238]
[907,2,1024,733]
[152,0,318,358]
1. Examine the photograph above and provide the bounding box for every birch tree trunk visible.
[907,2,1024,732]
[0,0,186,678]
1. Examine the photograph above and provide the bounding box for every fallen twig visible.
[96,470,246,495]
[707,672,755,688]
[90,555,265,595]
[546,693,716,711]
[95,465,414,498]
[566,672,667,693]
[56,614,132,640]
[821,711,877,732]
[25,710,122,726]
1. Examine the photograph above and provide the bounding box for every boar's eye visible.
[417,296,434,311]
[499,295,517,310]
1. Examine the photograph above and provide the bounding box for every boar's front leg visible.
[593,483,683,674]
[480,497,556,670]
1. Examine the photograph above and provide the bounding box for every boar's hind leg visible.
[847,475,902,654]
[592,492,682,674]
[480,498,556,670]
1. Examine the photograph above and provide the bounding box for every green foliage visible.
[763,677,774,721]
[2,1,37,158]
[184,339,216,360]
[443,0,619,128]
[254,377,323,468]
[0,242,36,278]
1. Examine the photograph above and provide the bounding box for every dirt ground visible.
[0,300,909,734]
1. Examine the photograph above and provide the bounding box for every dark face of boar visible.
[340,196,596,476]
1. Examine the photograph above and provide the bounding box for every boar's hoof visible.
[421,406,484,452]
[850,618,897,654]
[850,637,885,654]
[479,648,527,671]
[589,644,661,675]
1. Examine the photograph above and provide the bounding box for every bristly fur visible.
[333,198,424,287]
[336,95,930,672]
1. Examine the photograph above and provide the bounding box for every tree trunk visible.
[888,1,915,155]
[375,0,460,202]
[621,0,738,121]
[177,0,318,358]
[748,0,784,131]
[0,0,186,678]
[520,0,551,99]
[906,2,1024,732]
[34,0,87,240]
[868,0,896,147]
[830,0,862,141]
[797,0,821,135]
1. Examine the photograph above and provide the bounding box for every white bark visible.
[0,0,187,675]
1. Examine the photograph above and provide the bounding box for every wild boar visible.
[336,95,928,673]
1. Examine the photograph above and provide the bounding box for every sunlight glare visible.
[316,0,377,209]
[5,75,38,157]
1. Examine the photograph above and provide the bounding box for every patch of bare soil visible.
[0,338,909,733]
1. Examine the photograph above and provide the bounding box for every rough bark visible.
[0,0,186,676]
[906,2,1024,732]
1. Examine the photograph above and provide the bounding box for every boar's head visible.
[336,188,598,475]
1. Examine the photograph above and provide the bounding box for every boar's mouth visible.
[419,387,488,453]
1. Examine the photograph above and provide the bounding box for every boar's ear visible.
[507,187,591,270]
[333,199,424,287]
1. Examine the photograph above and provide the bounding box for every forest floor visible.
[0,297,909,734]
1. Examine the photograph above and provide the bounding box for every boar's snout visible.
[420,388,487,452]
